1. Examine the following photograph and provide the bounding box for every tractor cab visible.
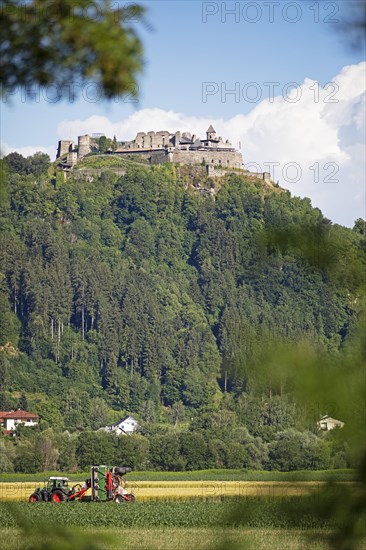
[47,477,70,492]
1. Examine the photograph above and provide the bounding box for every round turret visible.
[78,135,91,159]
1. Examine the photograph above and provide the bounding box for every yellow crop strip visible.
[0,480,352,502]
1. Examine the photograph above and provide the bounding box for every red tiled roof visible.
[0,410,39,420]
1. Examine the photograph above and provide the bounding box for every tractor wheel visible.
[51,490,66,503]
[29,493,41,502]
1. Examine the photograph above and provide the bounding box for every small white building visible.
[0,409,39,434]
[317,415,344,431]
[102,415,138,436]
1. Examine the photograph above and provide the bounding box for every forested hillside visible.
[0,153,364,472]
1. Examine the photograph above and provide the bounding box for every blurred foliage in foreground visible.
[4,503,114,549]
[0,0,145,100]
[217,224,366,550]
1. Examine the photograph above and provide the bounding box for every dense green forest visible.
[0,152,365,473]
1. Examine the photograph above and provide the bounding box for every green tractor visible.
[29,477,73,502]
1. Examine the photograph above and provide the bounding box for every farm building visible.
[102,415,139,436]
[0,409,39,435]
[317,415,344,431]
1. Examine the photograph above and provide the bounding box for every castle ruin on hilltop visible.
[56,125,270,182]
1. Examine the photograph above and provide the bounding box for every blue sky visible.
[1,1,365,226]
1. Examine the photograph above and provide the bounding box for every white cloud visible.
[57,110,221,144]
[4,62,365,227]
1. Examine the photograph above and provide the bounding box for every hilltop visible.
[56,126,270,184]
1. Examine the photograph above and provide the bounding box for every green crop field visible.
[1,499,365,550]
[0,528,352,550]
[0,527,356,550]
[0,499,337,528]
[0,468,356,483]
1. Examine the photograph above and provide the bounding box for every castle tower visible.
[135,132,146,149]
[57,140,74,159]
[78,135,91,160]
[206,125,217,141]
[174,131,181,147]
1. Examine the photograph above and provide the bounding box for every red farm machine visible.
[29,466,135,503]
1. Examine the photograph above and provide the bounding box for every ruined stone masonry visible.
[56,126,270,182]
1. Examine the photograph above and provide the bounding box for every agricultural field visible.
[0,471,364,549]
[0,527,351,550]
[0,499,365,550]
[0,480,355,502]
[0,499,340,528]
[0,468,356,502]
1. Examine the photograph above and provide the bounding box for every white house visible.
[0,409,39,434]
[317,415,344,431]
[102,415,139,436]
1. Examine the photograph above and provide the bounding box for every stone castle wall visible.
[150,149,242,168]
[243,170,271,183]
